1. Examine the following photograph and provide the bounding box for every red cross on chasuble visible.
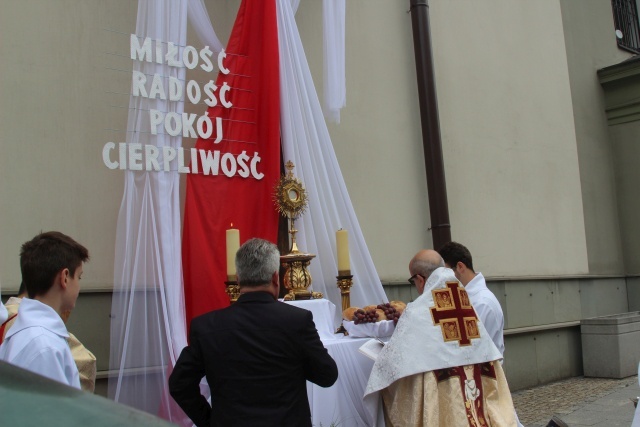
[430,281,481,346]
[431,282,496,426]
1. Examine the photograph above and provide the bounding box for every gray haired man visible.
[170,238,338,427]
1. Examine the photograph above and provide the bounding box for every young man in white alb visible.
[0,231,89,389]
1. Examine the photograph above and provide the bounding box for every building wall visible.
[609,121,640,274]
[0,0,135,292]
[296,0,592,279]
[295,0,430,281]
[0,1,612,286]
[1,0,638,394]
[559,0,631,274]
[425,0,588,277]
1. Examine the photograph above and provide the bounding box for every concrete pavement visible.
[512,375,639,427]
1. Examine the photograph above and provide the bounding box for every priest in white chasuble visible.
[364,264,516,426]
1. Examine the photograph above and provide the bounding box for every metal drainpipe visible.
[409,0,451,250]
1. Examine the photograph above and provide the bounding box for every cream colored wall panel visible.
[66,292,113,372]
[0,0,135,291]
[427,0,588,277]
[580,278,628,318]
[551,279,582,322]
[559,0,629,274]
[609,122,640,275]
[296,1,431,281]
[503,334,539,390]
[503,329,582,391]
[627,277,640,311]
[504,281,536,329]
[535,329,582,385]
[502,279,581,328]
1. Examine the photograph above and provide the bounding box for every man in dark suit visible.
[169,238,338,427]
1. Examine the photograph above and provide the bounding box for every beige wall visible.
[295,0,591,279]
[0,1,136,292]
[429,0,588,277]
[560,0,631,274]
[2,0,636,394]
[295,1,429,281]
[0,1,628,284]
[609,121,640,274]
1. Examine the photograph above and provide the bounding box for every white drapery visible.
[187,0,223,55]
[108,0,377,422]
[322,0,346,123]
[277,0,387,327]
[108,1,189,424]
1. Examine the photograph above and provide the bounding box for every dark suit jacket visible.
[169,291,338,427]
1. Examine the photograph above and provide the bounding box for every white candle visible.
[336,229,350,274]
[226,226,240,278]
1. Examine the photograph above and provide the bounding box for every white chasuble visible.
[364,268,516,427]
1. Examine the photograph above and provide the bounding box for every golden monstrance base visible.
[280,252,323,301]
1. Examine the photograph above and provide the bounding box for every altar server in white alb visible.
[439,241,505,355]
[0,231,89,389]
[364,250,516,426]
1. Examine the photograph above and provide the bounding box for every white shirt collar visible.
[464,272,486,295]
[5,298,69,339]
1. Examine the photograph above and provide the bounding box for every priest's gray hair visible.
[410,256,445,280]
[235,238,280,287]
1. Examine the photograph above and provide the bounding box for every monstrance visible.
[274,161,323,301]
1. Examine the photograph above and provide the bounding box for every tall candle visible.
[336,229,350,274]
[226,226,240,278]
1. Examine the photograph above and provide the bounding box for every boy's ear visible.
[58,268,70,289]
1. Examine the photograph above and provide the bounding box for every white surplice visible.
[466,272,505,355]
[0,298,80,389]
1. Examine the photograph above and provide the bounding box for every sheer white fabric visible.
[107,0,381,422]
[108,1,189,425]
[187,0,223,54]
[291,0,301,14]
[277,0,387,328]
[322,0,346,123]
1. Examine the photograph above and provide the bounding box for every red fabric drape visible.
[182,0,281,326]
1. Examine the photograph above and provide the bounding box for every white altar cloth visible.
[308,335,384,427]
[285,299,384,426]
[285,299,336,341]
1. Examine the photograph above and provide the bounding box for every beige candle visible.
[226,226,240,278]
[336,229,350,275]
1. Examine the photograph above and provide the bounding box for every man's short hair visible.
[20,231,90,298]
[235,238,280,287]
[410,254,444,279]
[438,241,474,272]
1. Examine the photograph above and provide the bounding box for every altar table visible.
[286,300,385,427]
